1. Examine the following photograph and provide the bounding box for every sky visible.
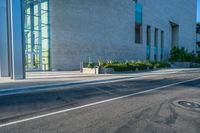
[198,0,200,22]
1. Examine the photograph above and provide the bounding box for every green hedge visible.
[84,60,171,72]
[104,61,170,72]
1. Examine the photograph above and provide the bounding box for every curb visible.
[0,71,182,97]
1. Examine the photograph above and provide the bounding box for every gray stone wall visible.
[140,0,197,60]
[50,0,197,70]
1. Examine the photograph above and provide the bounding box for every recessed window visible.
[146,26,151,60]
[161,31,164,60]
[135,3,143,44]
[154,28,158,61]
[170,22,179,47]
[135,24,142,44]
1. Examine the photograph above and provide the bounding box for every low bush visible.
[194,53,200,63]
[84,60,170,72]
[83,63,97,68]
[152,61,171,68]
[104,63,132,72]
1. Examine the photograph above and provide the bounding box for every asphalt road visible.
[0,69,200,133]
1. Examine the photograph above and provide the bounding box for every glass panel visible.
[146,26,151,60]
[135,3,143,44]
[135,3,142,24]
[24,0,50,71]
[146,45,151,60]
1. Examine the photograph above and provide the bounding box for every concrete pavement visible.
[0,69,200,133]
[0,68,199,96]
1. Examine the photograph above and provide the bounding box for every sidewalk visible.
[0,68,199,96]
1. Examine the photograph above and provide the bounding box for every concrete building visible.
[0,0,197,79]
[51,0,197,70]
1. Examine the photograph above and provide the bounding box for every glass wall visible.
[24,0,50,71]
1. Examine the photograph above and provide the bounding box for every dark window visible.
[154,28,158,61]
[135,24,142,44]
[146,26,151,60]
[161,31,164,60]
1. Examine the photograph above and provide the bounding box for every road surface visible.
[0,69,200,133]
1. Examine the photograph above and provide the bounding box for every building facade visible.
[50,0,197,70]
[0,0,197,79]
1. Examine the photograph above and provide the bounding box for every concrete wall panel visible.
[50,0,197,70]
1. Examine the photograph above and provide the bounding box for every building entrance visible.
[24,0,50,71]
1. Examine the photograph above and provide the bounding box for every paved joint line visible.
[0,77,199,128]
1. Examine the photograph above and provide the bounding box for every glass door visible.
[25,52,41,71]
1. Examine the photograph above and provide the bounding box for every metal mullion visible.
[30,3,35,70]
[38,1,43,70]
[47,0,50,70]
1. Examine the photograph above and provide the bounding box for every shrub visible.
[104,61,170,72]
[104,64,129,72]
[83,63,96,68]
[194,53,200,63]
[155,61,171,68]
[170,47,188,62]
[169,46,198,62]
[84,60,171,72]
[98,60,106,67]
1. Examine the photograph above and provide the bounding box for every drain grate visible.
[178,101,200,109]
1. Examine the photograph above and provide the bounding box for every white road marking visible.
[0,77,199,128]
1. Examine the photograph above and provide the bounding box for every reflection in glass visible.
[24,0,50,71]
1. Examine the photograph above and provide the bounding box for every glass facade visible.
[24,0,50,71]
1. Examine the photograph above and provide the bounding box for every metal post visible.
[9,0,25,79]
[30,2,35,70]
[38,2,43,71]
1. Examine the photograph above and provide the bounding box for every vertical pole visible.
[30,2,35,70]
[7,0,13,78]
[48,0,51,71]
[9,0,25,79]
[38,2,43,71]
